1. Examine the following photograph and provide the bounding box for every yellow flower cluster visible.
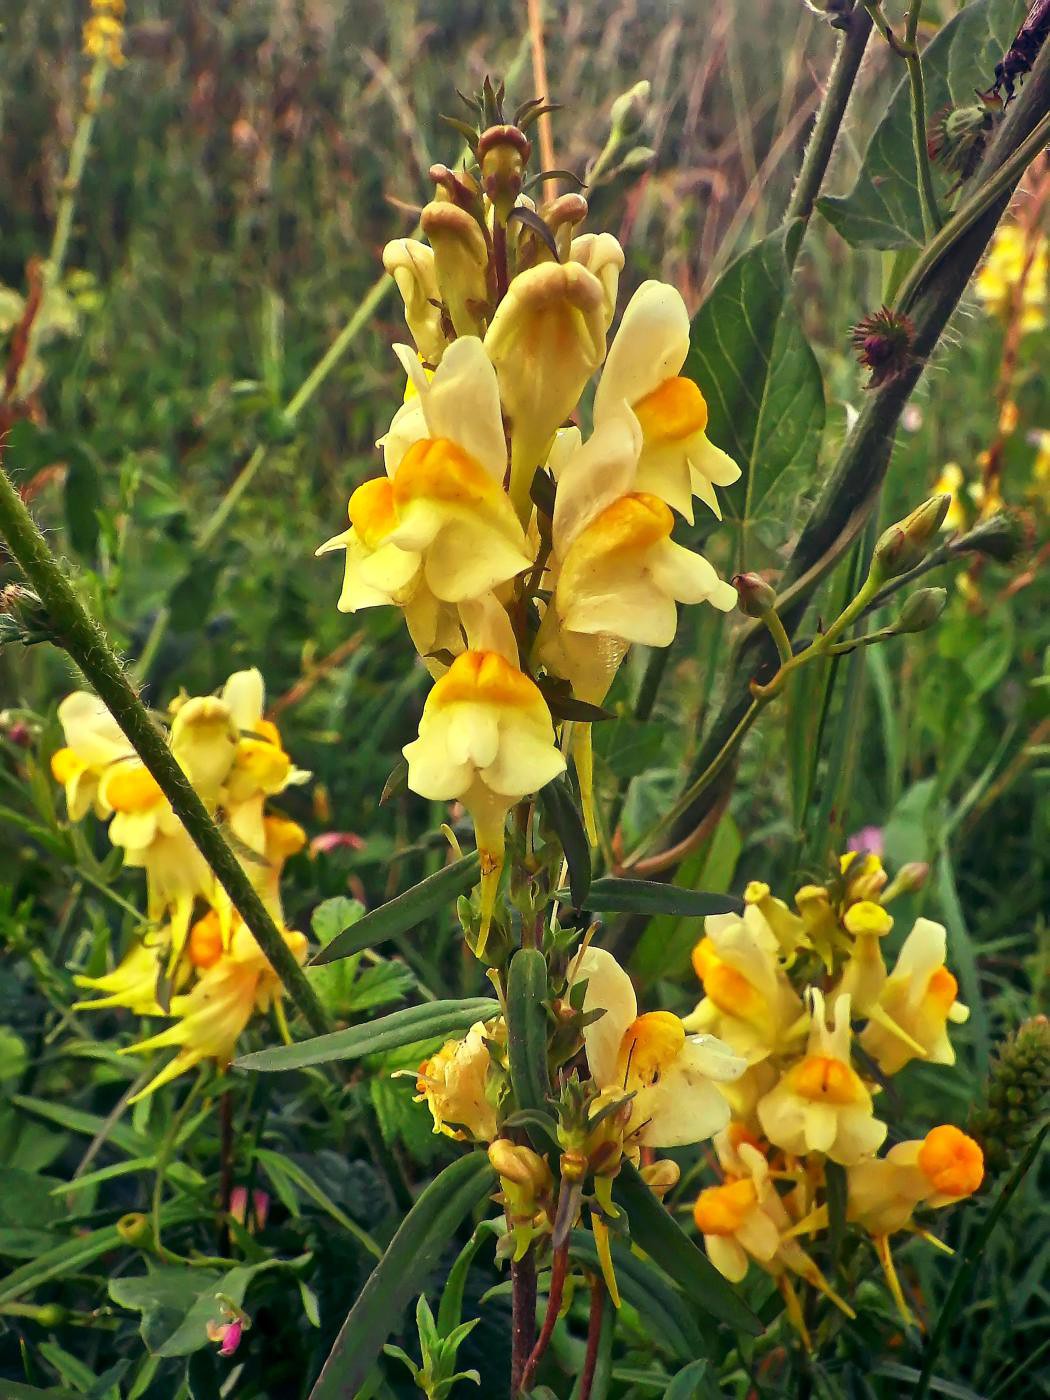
[319,147,739,949]
[52,669,309,1099]
[687,853,982,1333]
[83,0,126,67]
[974,220,1048,334]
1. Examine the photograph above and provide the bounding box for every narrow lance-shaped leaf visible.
[234,997,500,1073]
[308,1152,496,1400]
[506,949,552,1116]
[685,221,825,562]
[538,776,592,907]
[569,877,743,918]
[309,852,481,965]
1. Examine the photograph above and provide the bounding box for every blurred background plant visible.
[0,0,1047,1397]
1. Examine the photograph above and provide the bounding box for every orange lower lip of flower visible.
[189,910,225,969]
[50,747,83,785]
[703,959,763,1022]
[693,1177,756,1235]
[106,763,164,813]
[789,1054,862,1105]
[430,650,542,711]
[616,1010,685,1089]
[394,437,496,508]
[925,965,959,1012]
[633,375,709,443]
[579,493,673,555]
[918,1124,984,1196]
[348,477,398,549]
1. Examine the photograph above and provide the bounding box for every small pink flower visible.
[846,825,884,857]
[207,1318,243,1357]
[309,830,365,855]
[229,1187,270,1232]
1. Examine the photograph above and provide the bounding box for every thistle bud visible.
[0,584,53,647]
[870,496,951,583]
[893,586,948,634]
[850,305,917,388]
[927,99,998,180]
[478,125,532,221]
[733,572,777,617]
[609,81,650,140]
[969,1016,1050,1176]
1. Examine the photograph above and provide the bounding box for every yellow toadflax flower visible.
[694,1138,855,1344]
[382,238,448,367]
[415,1020,501,1142]
[845,1125,984,1321]
[402,647,566,953]
[685,907,806,1065]
[569,946,745,1150]
[50,690,136,821]
[73,935,171,1015]
[859,917,969,1075]
[758,989,887,1165]
[974,221,1048,334]
[592,280,741,523]
[220,668,304,855]
[317,338,532,660]
[121,917,308,1102]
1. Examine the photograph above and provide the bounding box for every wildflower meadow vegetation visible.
[1,1,1049,1397]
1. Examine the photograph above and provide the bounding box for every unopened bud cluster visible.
[969,1015,1050,1175]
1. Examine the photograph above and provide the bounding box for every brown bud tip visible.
[872,496,951,582]
[732,571,777,617]
[850,305,917,388]
[897,861,930,892]
[477,124,533,163]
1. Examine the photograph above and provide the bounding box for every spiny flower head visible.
[850,305,917,388]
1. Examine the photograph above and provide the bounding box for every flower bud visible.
[893,587,948,633]
[640,1158,680,1198]
[420,202,491,338]
[881,861,930,902]
[870,496,951,583]
[969,1016,1050,1176]
[117,1211,156,1250]
[960,509,1025,563]
[609,81,650,139]
[0,584,52,647]
[488,1139,551,1191]
[732,571,777,617]
[477,125,532,220]
[850,305,916,388]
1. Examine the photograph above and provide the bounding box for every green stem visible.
[913,1123,1049,1400]
[905,1,942,238]
[0,450,332,1038]
[787,4,874,224]
[151,1070,206,1253]
[896,107,1050,313]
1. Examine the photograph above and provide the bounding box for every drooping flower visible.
[859,918,969,1075]
[402,647,565,952]
[382,238,448,366]
[757,989,887,1165]
[685,907,806,1064]
[416,1020,500,1141]
[50,690,136,820]
[421,201,491,339]
[568,946,745,1150]
[73,934,170,1015]
[592,280,741,522]
[484,260,609,516]
[121,919,308,1102]
[220,668,304,858]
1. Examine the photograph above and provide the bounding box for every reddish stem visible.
[519,1241,569,1394]
[578,1278,606,1400]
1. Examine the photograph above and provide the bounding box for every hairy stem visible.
[787,5,874,224]
[510,1248,538,1395]
[0,449,332,1038]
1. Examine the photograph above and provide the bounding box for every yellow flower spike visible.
[416,1020,500,1142]
[974,221,1048,332]
[169,695,238,806]
[589,1210,622,1309]
[73,938,168,1015]
[794,884,849,971]
[592,280,741,523]
[569,946,745,1149]
[485,260,609,521]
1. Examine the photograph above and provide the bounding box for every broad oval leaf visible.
[818,0,1021,249]
[308,1152,496,1399]
[569,877,743,918]
[234,997,499,1073]
[309,852,480,965]
[614,1161,762,1335]
[507,949,552,1117]
[685,221,824,563]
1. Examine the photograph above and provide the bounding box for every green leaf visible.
[614,1162,762,1334]
[818,0,1022,248]
[506,949,552,1118]
[309,853,481,965]
[538,777,592,907]
[311,896,365,945]
[235,997,499,1072]
[685,221,824,559]
[11,1094,147,1157]
[436,1222,500,1336]
[572,878,742,919]
[308,1151,496,1399]
[254,1148,382,1258]
[568,1230,707,1362]
[665,1359,720,1400]
[0,1385,83,1400]
[110,1259,285,1357]
[63,441,102,558]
